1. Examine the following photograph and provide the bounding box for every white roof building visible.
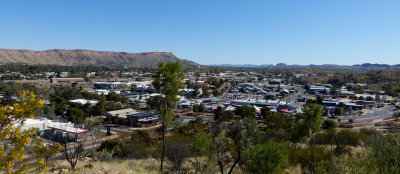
[69,99,99,105]
[17,118,87,134]
[102,108,139,118]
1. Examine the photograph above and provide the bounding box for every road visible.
[284,86,305,103]
[330,106,393,123]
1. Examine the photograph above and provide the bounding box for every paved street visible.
[330,106,394,123]
[284,86,305,103]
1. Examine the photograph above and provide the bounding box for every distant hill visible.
[211,63,400,68]
[0,49,199,67]
[353,63,392,68]
[209,64,275,68]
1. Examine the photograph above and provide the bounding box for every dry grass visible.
[44,157,245,174]
[46,158,160,174]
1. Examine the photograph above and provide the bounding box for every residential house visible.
[102,108,138,118]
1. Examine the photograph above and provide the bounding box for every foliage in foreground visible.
[0,91,60,173]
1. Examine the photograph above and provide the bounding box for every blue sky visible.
[0,0,399,65]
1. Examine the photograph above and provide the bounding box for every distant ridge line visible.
[210,63,400,68]
[0,48,199,67]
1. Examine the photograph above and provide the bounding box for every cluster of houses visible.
[5,69,400,150]
[101,108,159,127]
[6,69,400,135]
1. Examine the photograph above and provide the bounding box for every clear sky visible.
[0,0,399,65]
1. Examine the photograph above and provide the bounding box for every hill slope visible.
[0,49,199,67]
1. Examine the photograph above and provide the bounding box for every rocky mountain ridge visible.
[0,49,199,67]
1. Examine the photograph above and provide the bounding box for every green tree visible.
[316,96,324,104]
[193,104,199,113]
[152,61,184,172]
[107,92,120,102]
[214,106,229,122]
[146,95,163,110]
[234,105,255,118]
[322,119,336,130]
[211,117,258,174]
[290,121,312,143]
[198,103,206,113]
[91,98,106,116]
[201,86,210,98]
[51,86,83,101]
[334,107,343,116]
[84,77,91,82]
[179,117,206,136]
[327,78,344,88]
[264,112,294,133]
[246,140,289,174]
[302,104,324,135]
[209,122,229,174]
[66,108,87,124]
[191,132,215,173]
[260,106,271,117]
[193,103,206,113]
[212,89,222,97]
[301,104,324,172]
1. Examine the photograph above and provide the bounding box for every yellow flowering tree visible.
[0,91,60,174]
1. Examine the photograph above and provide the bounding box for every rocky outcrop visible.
[0,49,199,67]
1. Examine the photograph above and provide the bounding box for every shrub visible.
[165,136,191,172]
[310,133,331,145]
[322,119,336,129]
[333,129,362,154]
[358,128,380,143]
[289,145,331,173]
[246,140,289,174]
[367,134,400,173]
[97,138,126,156]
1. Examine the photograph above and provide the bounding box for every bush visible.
[246,140,289,174]
[165,135,191,172]
[193,103,206,113]
[310,133,331,145]
[358,128,380,143]
[97,138,125,156]
[334,130,362,146]
[66,108,87,124]
[131,130,154,144]
[338,124,353,128]
[322,119,336,129]
[367,134,400,173]
[98,131,156,159]
[333,129,362,154]
[289,145,331,173]
[93,150,114,162]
